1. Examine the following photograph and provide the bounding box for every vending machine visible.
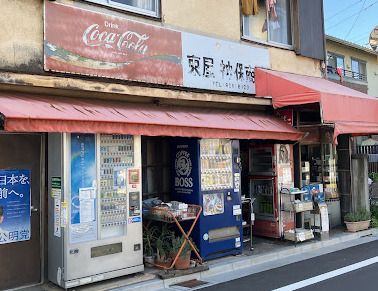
[171,138,242,260]
[249,144,294,238]
[48,133,143,289]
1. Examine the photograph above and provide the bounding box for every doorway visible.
[0,134,44,290]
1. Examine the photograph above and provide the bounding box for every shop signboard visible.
[44,1,182,86]
[70,133,97,243]
[0,169,31,244]
[44,1,269,94]
[182,33,269,94]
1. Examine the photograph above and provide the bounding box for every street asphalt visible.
[202,239,378,291]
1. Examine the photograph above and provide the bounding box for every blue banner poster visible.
[70,133,97,243]
[0,169,31,245]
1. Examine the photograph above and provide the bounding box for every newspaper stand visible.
[146,204,203,270]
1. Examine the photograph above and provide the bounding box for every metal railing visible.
[356,145,378,154]
[327,66,367,82]
[356,145,378,173]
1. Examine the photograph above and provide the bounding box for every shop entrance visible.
[0,134,43,290]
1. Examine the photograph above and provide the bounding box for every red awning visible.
[255,68,378,142]
[0,93,303,141]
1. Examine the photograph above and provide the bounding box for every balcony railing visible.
[327,66,367,82]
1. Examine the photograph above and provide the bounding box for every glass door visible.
[250,178,275,220]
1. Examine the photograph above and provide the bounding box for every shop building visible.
[255,67,378,225]
[326,35,378,97]
[0,0,342,289]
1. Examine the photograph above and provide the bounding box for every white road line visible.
[272,256,378,291]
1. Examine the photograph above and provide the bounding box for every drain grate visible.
[171,279,209,289]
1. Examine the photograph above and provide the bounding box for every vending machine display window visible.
[200,139,233,191]
[100,134,134,239]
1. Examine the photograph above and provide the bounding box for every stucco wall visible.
[269,47,322,77]
[327,40,378,97]
[162,0,241,41]
[0,0,43,72]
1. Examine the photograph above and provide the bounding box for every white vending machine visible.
[48,133,143,289]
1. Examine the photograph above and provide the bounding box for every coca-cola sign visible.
[44,1,270,93]
[44,1,182,85]
[82,23,149,55]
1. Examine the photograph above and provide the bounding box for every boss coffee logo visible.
[175,150,193,188]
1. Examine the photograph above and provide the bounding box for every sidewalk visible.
[122,228,378,291]
[29,228,378,291]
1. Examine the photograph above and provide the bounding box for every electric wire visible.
[326,0,378,31]
[345,0,367,38]
[325,0,363,21]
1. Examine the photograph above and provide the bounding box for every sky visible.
[323,0,378,48]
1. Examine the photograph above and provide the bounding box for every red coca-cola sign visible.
[44,1,183,85]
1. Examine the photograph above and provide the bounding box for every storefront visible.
[255,68,378,230]
[0,92,302,288]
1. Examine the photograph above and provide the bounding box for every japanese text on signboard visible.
[0,170,31,244]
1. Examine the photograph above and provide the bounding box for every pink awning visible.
[0,93,303,141]
[255,68,378,142]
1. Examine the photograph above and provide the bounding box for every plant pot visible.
[174,251,191,270]
[155,257,172,268]
[144,255,155,266]
[345,220,370,232]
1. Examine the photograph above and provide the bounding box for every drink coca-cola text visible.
[82,22,149,55]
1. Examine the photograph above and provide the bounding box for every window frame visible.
[327,52,345,70]
[351,57,367,80]
[241,0,294,50]
[85,0,160,18]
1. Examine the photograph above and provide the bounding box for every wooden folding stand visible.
[146,204,203,270]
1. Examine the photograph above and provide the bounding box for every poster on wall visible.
[276,144,293,189]
[172,139,199,196]
[0,169,31,244]
[70,133,97,244]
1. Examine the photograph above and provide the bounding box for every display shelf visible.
[281,188,314,243]
[284,228,314,242]
[283,201,313,212]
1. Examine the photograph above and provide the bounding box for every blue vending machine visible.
[171,138,243,260]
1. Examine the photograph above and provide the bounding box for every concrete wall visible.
[0,0,43,73]
[328,79,368,94]
[351,155,370,212]
[327,40,378,97]
[269,47,322,77]
[0,0,322,91]
[162,0,241,41]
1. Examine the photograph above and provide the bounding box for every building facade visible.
[0,0,328,289]
[326,35,378,97]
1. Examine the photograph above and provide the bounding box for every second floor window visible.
[327,52,345,70]
[86,0,159,17]
[351,58,367,81]
[242,0,292,47]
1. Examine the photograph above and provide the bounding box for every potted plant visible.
[155,224,175,268]
[170,236,194,270]
[143,223,158,265]
[344,208,371,232]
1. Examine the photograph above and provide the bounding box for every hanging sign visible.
[0,169,31,244]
